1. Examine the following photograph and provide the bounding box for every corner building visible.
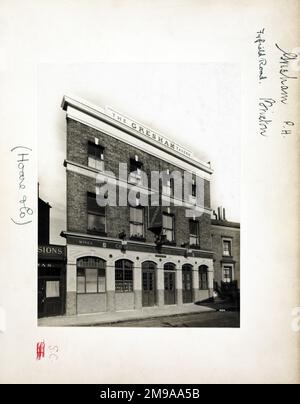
[61,95,214,316]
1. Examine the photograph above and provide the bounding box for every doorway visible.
[142,261,156,307]
[182,264,193,303]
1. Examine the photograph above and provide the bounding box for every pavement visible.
[100,311,240,328]
[38,303,214,327]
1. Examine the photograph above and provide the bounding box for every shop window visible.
[129,157,143,184]
[46,281,60,298]
[223,265,234,283]
[76,257,106,294]
[115,259,133,293]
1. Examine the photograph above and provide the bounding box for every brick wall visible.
[66,118,212,250]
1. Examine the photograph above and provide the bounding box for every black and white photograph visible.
[1,0,299,385]
[37,64,240,327]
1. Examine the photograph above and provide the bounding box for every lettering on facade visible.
[105,106,193,159]
[38,245,65,259]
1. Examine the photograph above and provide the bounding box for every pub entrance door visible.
[142,261,156,307]
[164,263,176,305]
[38,263,66,318]
[182,264,193,303]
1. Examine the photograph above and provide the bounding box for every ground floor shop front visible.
[64,237,214,316]
[38,245,66,318]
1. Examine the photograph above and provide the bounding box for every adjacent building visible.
[38,196,66,318]
[211,207,240,288]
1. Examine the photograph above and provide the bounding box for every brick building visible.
[211,207,240,288]
[60,95,216,316]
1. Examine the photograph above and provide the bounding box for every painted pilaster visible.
[193,267,199,302]
[157,267,164,306]
[66,262,77,316]
[176,267,183,305]
[106,261,115,312]
[134,261,142,310]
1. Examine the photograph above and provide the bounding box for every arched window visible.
[77,257,106,294]
[164,262,176,271]
[115,259,133,293]
[199,265,208,290]
[142,261,157,271]
[182,264,193,271]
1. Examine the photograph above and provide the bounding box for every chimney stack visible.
[217,207,222,220]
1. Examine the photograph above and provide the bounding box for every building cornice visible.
[61,94,213,175]
[61,231,214,259]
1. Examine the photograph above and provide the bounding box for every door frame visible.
[182,264,193,303]
[163,263,176,305]
[141,261,157,307]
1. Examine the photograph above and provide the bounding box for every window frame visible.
[222,238,232,257]
[87,141,104,171]
[76,257,106,294]
[87,192,106,235]
[129,206,145,240]
[189,220,200,247]
[162,212,175,243]
[115,259,134,293]
[199,266,209,290]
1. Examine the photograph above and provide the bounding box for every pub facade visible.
[60,95,215,316]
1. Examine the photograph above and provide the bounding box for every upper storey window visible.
[129,155,143,184]
[88,141,104,171]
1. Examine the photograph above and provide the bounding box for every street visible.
[95,310,240,328]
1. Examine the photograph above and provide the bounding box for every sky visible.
[38,63,240,245]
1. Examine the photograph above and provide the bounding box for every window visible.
[46,281,60,298]
[130,207,144,238]
[199,266,208,290]
[164,262,176,271]
[130,156,143,177]
[87,193,106,234]
[223,265,233,283]
[162,213,175,242]
[191,178,197,197]
[115,260,133,293]
[189,220,199,246]
[162,177,175,197]
[88,141,104,171]
[223,239,232,256]
[76,257,106,294]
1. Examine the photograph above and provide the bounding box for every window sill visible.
[129,236,146,242]
[163,240,176,246]
[190,244,201,250]
[87,230,107,237]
